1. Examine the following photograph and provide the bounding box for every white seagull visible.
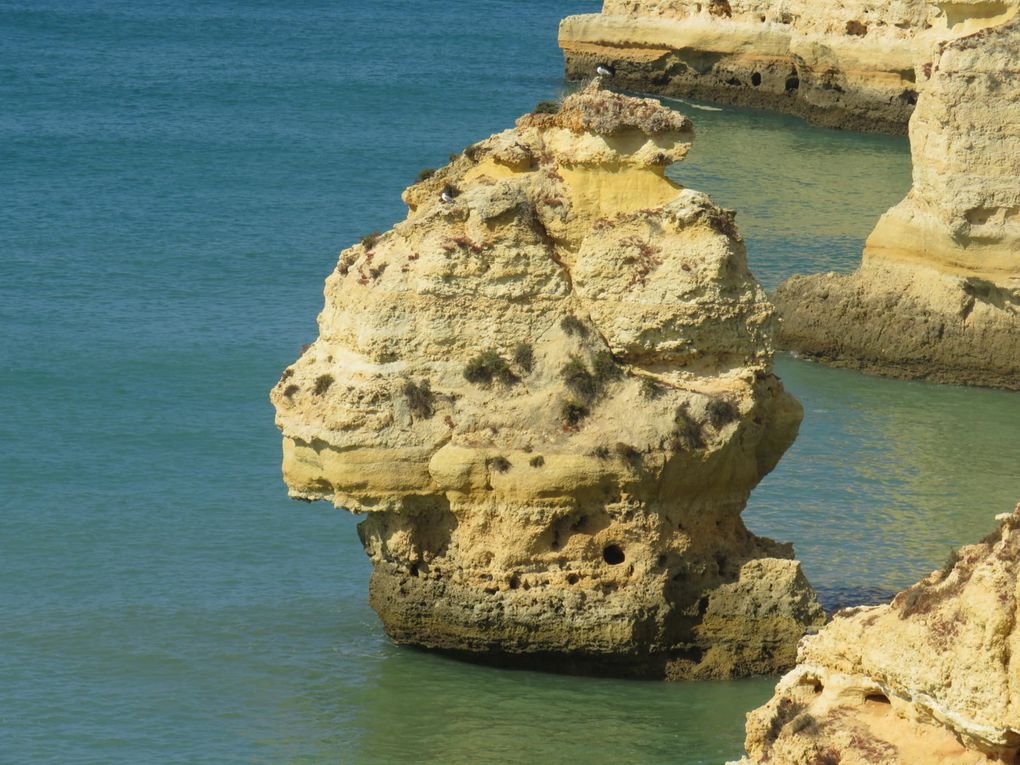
[440,187,456,204]
[596,63,616,78]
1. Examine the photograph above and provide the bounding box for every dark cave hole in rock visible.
[726,76,742,86]
[509,575,521,589]
[603,544,626,565]
[900,88,918,105]
[697,595,710,615]
[751,72,762,87]
[865,693,891,705]
[785,75,800,92]
[409,563,419,577]
[566,573,579,585]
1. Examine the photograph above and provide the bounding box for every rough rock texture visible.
[270,85,823,679]
[560,0,1020,133]
[731,504,1020,765]
[775,14,1020,390]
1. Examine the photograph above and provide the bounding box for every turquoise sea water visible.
[3,2,1019,763]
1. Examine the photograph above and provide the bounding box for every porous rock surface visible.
[729,504,1020,765]
[775,14,1020,390]
[270,85,823,679]
[560,0,1019,133]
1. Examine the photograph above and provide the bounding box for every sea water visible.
[3,2,1019,763]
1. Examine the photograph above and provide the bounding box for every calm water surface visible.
[3,1,1018,763]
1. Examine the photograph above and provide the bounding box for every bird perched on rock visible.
[596,63,616,78]
[440,186,456,204]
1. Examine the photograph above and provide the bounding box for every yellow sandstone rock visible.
[732,503,1020,764]
[271,85,823,679]
[559,0,1018,133]
[775,15,1020,389]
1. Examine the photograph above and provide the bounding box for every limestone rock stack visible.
[775,14,1020,390]
[560,0,1019,133]
[732,503,1020,764]
[270,84,823,679]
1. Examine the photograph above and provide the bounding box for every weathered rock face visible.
[271,85,823,679]
[731,503,1020,765]
[560,0,1019,133]
[775,15,1020,390]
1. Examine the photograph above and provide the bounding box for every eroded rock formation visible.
[730,503,1020,765]
[560,0,1019,133]
[270,85,823,679]
[775,15,1020,390]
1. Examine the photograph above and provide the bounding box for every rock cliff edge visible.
[560,0,1019,133]
[775,14,1020,390]
[731,503,1020,764]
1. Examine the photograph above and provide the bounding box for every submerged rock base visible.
[775,260,1020,390]
[272,85,823,679]
[732,504,1020,765]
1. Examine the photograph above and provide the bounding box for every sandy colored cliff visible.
[775,14,1020,389]
[560,0,1018,133]
[729,502,1020,764]
[271,84,823,679]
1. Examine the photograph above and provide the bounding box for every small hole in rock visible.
[785,76,799,92]
[812,681,824,694]
[697,595,710,616]
[603,544,625,565]
[409,564,419,578]
[566,573,579,585]
[751,72,762,87]
[865,693,891,705]
[509,575,521,590]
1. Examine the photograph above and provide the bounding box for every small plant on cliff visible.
[670,404,705,451]
[283,384,300,399]
[533,99,560,115]
[360,231,382,251]
[313,374,334,396]
[561,400,589,428]
[488,456,512,473]
[591,351,623,385]
[640,378,665,400]
[621,236,663,289]
[464,350,518,386]
[529,455,545,468]
[512,343,535,375]
[402,378,435,419]
[560,314,588,337]
[590,446,611,460]
[416,168,436,182]
[707,397,739,428]
[560,356,596,401]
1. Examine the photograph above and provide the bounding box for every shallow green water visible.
[3,2,1018,763]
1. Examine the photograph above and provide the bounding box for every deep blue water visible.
[3,2,1018,763]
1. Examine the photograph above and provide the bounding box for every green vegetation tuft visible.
[464,350,518,386]
[402,379,435,419]
[560,356,596,401]
[313,374,334,396]
[561,400,589,427]
[513,343,535,375]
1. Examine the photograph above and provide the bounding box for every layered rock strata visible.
[560,0,1019,133]
[271,85,823,679]
[731,503,1020,765]
[775,15,1020,390]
